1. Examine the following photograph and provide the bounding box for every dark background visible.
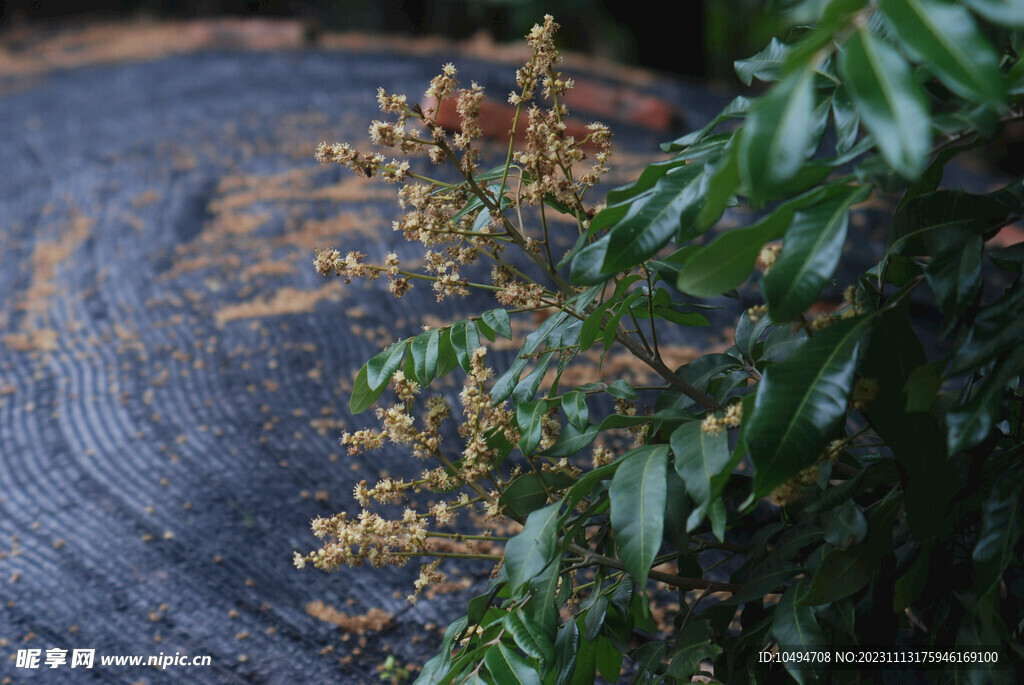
[0,0,790,79]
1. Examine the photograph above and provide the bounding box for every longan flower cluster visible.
[510,15,563,105]
[701,401,743,436]
[770,438,846,506]
[758,243,782,274]
[301,346,517,591]
[313,248,412,298]
[295,507,428,571]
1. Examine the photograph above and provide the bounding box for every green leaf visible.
[601,290,644,353]
[962,0,1024,27]
[838,26,930,180]
[763,186,869,321]
[903,363,943,412]
[512,351,555,405]
[482,308,512,339]
[667,620,721,680]
[525,561,560,636]
[366,340,408,391]
[670,420,732,508]
[950,287,1024,375]
[730,561,802,605]
[561,392,589,431]
[772,579,826,648]
[947,346,1024,453]
[925,235,983,323]
[973,477,1023,597]
[694,138,740,229]
[410,329,440,385]
[517,400,549,456]
[505,610,555,669]
[543,423,599,458]
[822,499,868,548]
[605,379,638,400]
[662,96,752,151]
[501,472,575,519]
[583,594,608,641]
[879,0,1005,108]
[493,312,569,403]
[594,636,622,683]
[676,180,851,299]
[484,642,542,685]
[450,321,481,373]
[832,86,860,154]
[609,445,669,584]
[350,364,387,414]
[800,543,873,606]
[889,189,1012,258]
[505,503,562,592]
[553,618,580,685]
[738,65,818,199]
[735,37,791,85]
[598,163,708,278]
[746,316,873,500]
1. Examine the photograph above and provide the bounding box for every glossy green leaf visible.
[450,321,481,373]
[879,0,1005,108]
[599,163,707,278]
[493,312,569,403]
[763,186,869,321]
[662,96,752,151]
[543,423,599,457]
[553,618,580,685]
[501,472,575,519]
[525,561,560,636]
[738,64,817,198]
[947,346,1024,453]
[667,620,721,680]
[730,561,802,604]
[694,136,741,229]
[962,0,1024,27]
[410,329,440,385]
[823,499,868,548]
[677,179,853,299]
[903,363,943,412]
[800,543,873,606]
[746,316,873,500]
[609,445,670,584]
[484,642,541,685]
[512,351,555,405]
[890,189,1011,258]
[366,340,408,391]
[949,287,1024,375]
[482,308,512,339]
[505,502,561,592]
[350,364,387,414]
[735,37,792,85]
[925,235,983,322]
[583,594,608,641]
[605,379,638,400]
[594,636,622,683]
[670,420,731,508]
[973,476,1023,597]
[832,86,860,154]
[601,290,644,353]
[838,27,930,180]
[517,400,549,456]
[561,392,588,431]
[772,579,826,648]
[505,610,554,669]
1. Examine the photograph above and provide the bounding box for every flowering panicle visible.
[299,16,622,603]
